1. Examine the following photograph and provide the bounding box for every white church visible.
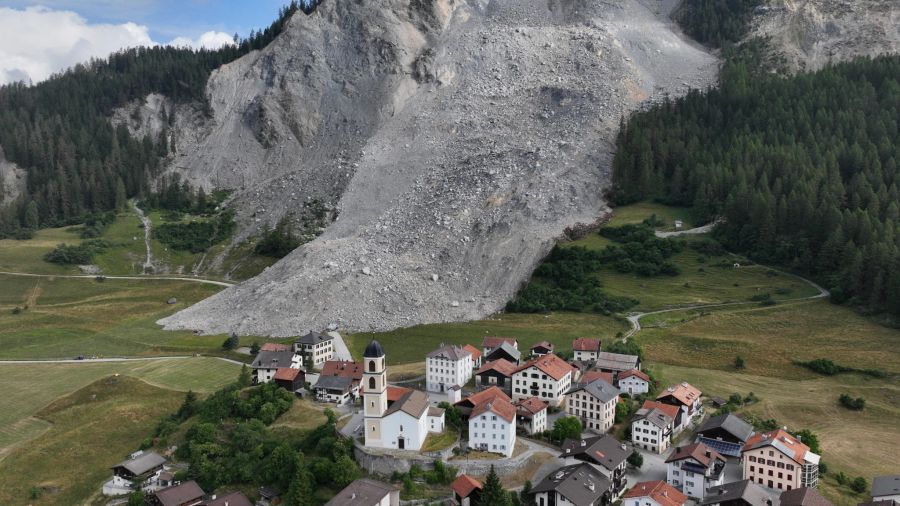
[363,340,444,451]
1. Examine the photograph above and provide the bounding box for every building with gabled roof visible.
[463,344,483,369]
[780,487,833,506]
[580,370,615,387]
[426,344,473,393]
[566,379,620,433]
[204,492,253,506]
[482,336,518,356]
[531,341,555,357]
[511,353,576,406]
[573,338,602,362]
[742,429,820,490]
[273,367,305,391]
[293,331,335,368]
[475,358,517,393]
[151,480,204,506]
[624,480,689,506]
[666,442,727,499]
[486,341,522,364]
[594,351,640,374]
[260,342,291,352]
[514,396,548,434]
[618,368,651,395]
[469,395,517,457]
[251,350,300,384]
[532,463,613,506]
[873,476,900,503]
[657,382,702,419]
[314,374,356,404]
[632,403,676,454]
[560,434,632,497]
[696,414,754,457]
[700,479,778,506]
[451,474,482,506]
[324,478,400,506]
[455,386,511,418]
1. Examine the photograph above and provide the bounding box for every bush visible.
[43,240,110,264]
[222,333,239,351]
[11,306,22,315]
[153,210,235,253]
[838,394,865,411]
[850,476,867,494]
[734,356,745,370]
[627,452,644,469]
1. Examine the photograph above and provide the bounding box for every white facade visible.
[426,346,472,393]
[668,461,725,499]
[625,496,664,506]
[469,409,516,458]
[428,411,445,433]
[566,386,619,433]
[511,365,573,407]
[364,342,432,451]
[619,375,650,395]
[631,416,672,454]
[574,349,600,362]
[520,408,548,435]
[380,410,428,451]
[294,336,334,367]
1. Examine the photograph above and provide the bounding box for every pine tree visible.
[480,465,512,506]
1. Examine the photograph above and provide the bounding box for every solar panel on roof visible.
[698,437,742,457]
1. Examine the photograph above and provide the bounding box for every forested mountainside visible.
[611,52,900,318]
[0,1,312,237]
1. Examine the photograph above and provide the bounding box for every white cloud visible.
[0,6,235,86]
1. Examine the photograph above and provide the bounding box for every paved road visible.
[654,220,720,238]
[328,331,353,362]
[0,270,235,287]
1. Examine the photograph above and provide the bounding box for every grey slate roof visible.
[560,434,632,472]
[532,463,611,506]
[155,481,205,506]
[873,476,900,499]
[112,451,166,476]
[251,350,296,369]
[697,414,754,442]
[325,478,398,506]
[487,341,521,361]
[427,344,471,360]
[315,375,354,392]
[568,379,620,403]
[384,389,429,418]
[594,351,639,371]
[364,340,385,358]
[296,331,333,345]
[700,480,776,506]
[205,492,253,506]
[633,407,674,429]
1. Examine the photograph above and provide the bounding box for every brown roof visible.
[260,343,291,352]
[743,429,812,464]
[387,385,412,402]
[458,386,511,408]
[476,358,518,377]
[572,337,601,352]
[665,442,725,467]
[641,400,681,420]
[273,368,301,381]
[780,488,834,506]
[657,382,702,407]
[428,406,445,417]
[451,475,483,498]
[325,479,398,506]
[427,344,472,361]
[515,353,574,381]
[531,341,554,351]
[516,397,548,417]
[624,481,688,506]
[470,396,517,423]
[154,481,205,506]
[384,389,429,419]
[619,368,651,382]
[463,344,482,359]
[204,492,253,506]
[581,371,614,385]
[321,360,364,380]
[482,336,517,349]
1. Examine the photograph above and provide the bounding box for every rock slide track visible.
[157,0,718,336]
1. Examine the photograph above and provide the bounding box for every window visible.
[369,361,376,372]
[369,377,376,389]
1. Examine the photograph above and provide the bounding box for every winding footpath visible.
[0,355,246,366]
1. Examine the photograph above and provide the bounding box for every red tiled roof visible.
[273,368,301,381]
[451,475,483,498]
[581,371,614,385]
[387,386,412,402]
[743,429,811,464]
[641,400,681,420]
[482,336,517,349]
[471,396,516,423]
[515,353,573,381]
[657,382,702,407]
[458,386,511,408]
[515,396,548,416]
[619,368,650,383]
[665,442,724,467]
[463,344,482,359]
[476,358,518,377]
[624,481,687,506]
[572,337,601,352]
[321,360,364,380]
[260,343,291,352]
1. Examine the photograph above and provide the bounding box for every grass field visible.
[346,312,629,365]
[640,299,900,505]
[568,201,695,251]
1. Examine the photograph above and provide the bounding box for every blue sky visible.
[1,0,292,41]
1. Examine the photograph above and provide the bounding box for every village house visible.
[624,480,689,506]
[475,358,517,393]
[566,379,620,433]
[103,451,167,496]
[314,375,357,404]
[742,429,820,491]
[482,336,518,357]
[618,368,651,395]
[700,480,778,506]
[363,340,436,451]
[511,353,576,407]
[293,331,334,368]
[455,386,511,419]
[595,351,641,374]
[486,341,522,364]
[631,402,677,454]
[426,344,473,393]
[573,337,602,362]
[321,360,364,384]
[428,406,445,432]
[260,342,291,352]
[657,383,703,423]
[696,414,755,458]
[872,476,900,503]
[151,480,205,506]
[580,370,615,386]
[561,435,632,498]
[514,396,548,434]
[273,367,304,392]
[468,395,517,457]
[779,487,834,506]
[325,478,400,506]
[530,341,555,357]
[463,344,483,369]
[203,492,253,506]
[666,442,727,499]
[250,350,300,384]
[533,463,615,506]
[451,475,483,506]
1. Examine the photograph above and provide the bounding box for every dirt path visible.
[132,201,155,274]
[0,355,246,366]
[654,220,720,238]
[0,270,234,288]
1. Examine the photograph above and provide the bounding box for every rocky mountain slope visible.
[753,0,899,71]
[158,0,717,336]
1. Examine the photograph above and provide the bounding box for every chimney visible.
[581,440,587,447]
[621,444,627,451]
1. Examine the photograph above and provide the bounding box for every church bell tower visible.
[363,340,387,447]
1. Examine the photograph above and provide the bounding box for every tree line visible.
[611,53,900,318]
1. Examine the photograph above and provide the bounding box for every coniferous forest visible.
[611,53,900,317]
[0,1,313,238]
[675,0,763,48]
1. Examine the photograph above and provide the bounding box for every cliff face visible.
[158,0,718,336]
[752,0,900,71]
